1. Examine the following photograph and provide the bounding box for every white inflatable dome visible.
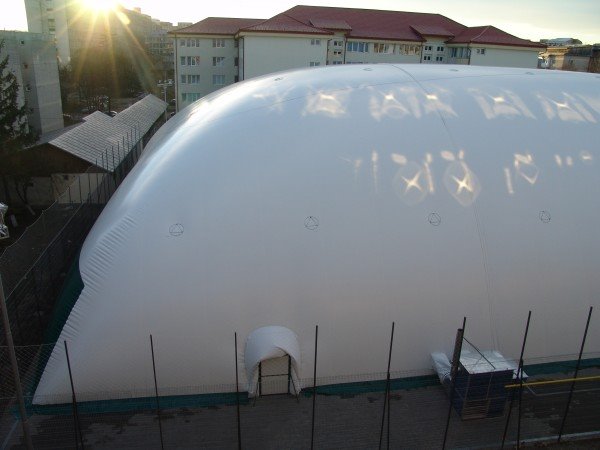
[34,64,600,404]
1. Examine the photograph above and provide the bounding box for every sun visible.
[80,0,119,12]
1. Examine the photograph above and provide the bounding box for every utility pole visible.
[0,275,34,449]
[157,79,173,122]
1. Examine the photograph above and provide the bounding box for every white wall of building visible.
[241,34,328,79]
[24,0,71,65]
[469,45,540,68]
[0,31,63,134]
[420,39,447,64]
[173,32,542,111]
[175,35,239,109]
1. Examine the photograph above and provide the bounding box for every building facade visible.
[1,31,64,134]
[25,0,71,65]
[25,0,186,73]
[540,44,600,72]
[171,6,545,110]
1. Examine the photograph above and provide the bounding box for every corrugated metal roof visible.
[49,95,166,172]
[115,94,167,137]
[33,122,82,146]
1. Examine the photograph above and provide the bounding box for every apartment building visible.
[541,44,600,72]
[24,0,71,65]
[171,6,545,110]
[25,0,187,73]
[0,31,64,134]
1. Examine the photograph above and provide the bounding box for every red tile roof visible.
[241,13,331,35]
[448,26,545,48]
[309,18,352,31]
[171,7,544,49]
[410,25,456,38]
[281,5,466,42]
[171,17,264,35]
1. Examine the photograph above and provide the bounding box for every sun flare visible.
[80,0,119,12]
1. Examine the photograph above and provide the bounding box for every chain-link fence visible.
[0,132,150,351]
[1,322,598,449]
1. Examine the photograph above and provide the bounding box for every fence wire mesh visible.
[0,337,598,449]
[0,137,146,349]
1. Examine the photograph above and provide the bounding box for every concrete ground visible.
[2,368,599,449]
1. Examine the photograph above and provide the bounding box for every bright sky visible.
[3,0,600,44]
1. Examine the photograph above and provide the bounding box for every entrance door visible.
[258,355,292,395]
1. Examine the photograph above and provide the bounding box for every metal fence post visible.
[501,310,532,449]
[235,332,242,450]
[310,324,318,450]
[87,171,92,204]
[150,335,165,450]
[379,321,395,450]
[0,275,34,450]
[64,340,84,449]
[557,306,594,442]
[442,317,466,450]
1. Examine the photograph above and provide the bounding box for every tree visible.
[69,44,149,114]
[0,39,38,209]
[0,40,37,156]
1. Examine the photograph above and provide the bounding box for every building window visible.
[234,57,239,67]
[450,47,470,58]
[212,38,225,48]
[180,56,186,66]
[373,43,393,54]
[423,55,431,61]
[213,74,225,85]
[332,61,343,65]
[347,41,369,52]
[234,40,239,48]
[311,39,321,45]
[424,45,432,51]
[333,40,343,47]
[333,50,342,56]
[181,74,186,83]
[437,46,444,52]
[182,93,201,102]
[399,44,418,55]
[309,61,320,67]
[180,39,185,46]
[213,56,225,67]
[187,56,200,66]
[436,56,443,61]
[476,48,486,55]
[187,74,200,84]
